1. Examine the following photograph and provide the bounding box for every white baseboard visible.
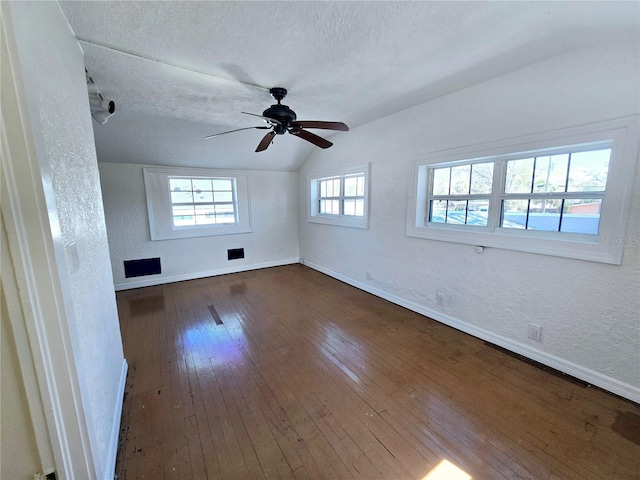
[302,260,640,404]
[114,258,300,291]
[105,359,128,480]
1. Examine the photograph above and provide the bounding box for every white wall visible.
[299,44,640,401]
[99,162,299,289]
[6,2,126,477]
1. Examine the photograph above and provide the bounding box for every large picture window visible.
[144,167,252,240]
[407,117,638,264]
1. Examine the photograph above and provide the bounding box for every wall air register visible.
[228,248,245,260]
[124,257,161,278]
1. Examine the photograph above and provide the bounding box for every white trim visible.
[114,258,300,291]
[302,260,640,404]
[307,163,371,229]
[104,359,128,480]
[406,117,639,264]
[144,166,252,240]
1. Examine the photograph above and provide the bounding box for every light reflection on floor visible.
[422,459,473,480]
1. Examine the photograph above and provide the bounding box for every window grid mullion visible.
[501,191,605,200]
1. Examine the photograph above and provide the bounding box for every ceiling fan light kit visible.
[206,87,349,152]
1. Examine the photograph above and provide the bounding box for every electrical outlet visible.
[366,271,372,280]
[436,292,445,307]
[527,323,542,341]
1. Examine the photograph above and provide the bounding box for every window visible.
[308,163,370,228]
[500,149,609,234]
[407,117,639,264]
[429,162,494,227]
[169,176,236,227]
[144,167,251,240]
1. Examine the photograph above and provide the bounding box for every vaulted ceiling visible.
[59,1,639,171]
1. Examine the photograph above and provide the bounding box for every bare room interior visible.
[2,2,639,479]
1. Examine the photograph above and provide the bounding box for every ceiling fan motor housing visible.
[263,103,297,134]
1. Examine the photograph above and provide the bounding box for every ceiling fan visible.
[205,87,349,152]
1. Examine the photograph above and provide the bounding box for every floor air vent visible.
[208,304,223,325]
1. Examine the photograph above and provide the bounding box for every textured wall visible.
[99,162,300,289]
[299,44,640,396]
[9,2,125,477]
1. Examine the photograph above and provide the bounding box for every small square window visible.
[308,164,370,229]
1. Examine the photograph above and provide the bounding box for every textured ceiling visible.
[60,1,639,171]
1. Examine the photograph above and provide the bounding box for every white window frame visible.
[406,117,639,264]
[308,163,371,229]
[144,166,252,240]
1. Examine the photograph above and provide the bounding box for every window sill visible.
[308,214,369,229]
[406,222,622,264]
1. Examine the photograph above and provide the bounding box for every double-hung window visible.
[308,163,370,228]
[407,117,638,264]
[318,174,366,216]
[144,167,252,240]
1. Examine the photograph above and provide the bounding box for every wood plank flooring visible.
[114,265,640,480]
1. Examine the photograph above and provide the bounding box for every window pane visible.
[215,204,235,215]
[331,199,340,214]
[533,154,569,193]
[194,204,214,216]
[194,215,217,225]
[567,149,610,192]
[323,179,331,197]
[193,191,213,203]
[470,162,493,194]
[355,199,364,216]
[356,176,365,196]
[527,199,561,231]
[320,180,327,198]
[212,179,233,191]
[501,199,529,229]
[467,200,489,226]
[505,158,534,193]
[561,199,601,234]
[173,216,194,226]
[214,191,233,203]
[214,213,236,224]
[169,178,191,192]
[192,179,212,191]
[344,199,356,216]
[344,176,358,196]
[446,200,467,224]
[172,205,194,221]
[171,191,193,204]
[433,168,450,195]
[429,200,447,223]
[450,165,471,195]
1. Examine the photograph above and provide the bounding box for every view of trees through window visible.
[428,148,610,234]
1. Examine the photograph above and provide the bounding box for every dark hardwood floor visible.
[114,264,640,479]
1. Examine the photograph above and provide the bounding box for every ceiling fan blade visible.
[291,129,333,149]
[255,131,276,152]
[241,112,283,126]
[292,121,349,131]
[204,126,269,139]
